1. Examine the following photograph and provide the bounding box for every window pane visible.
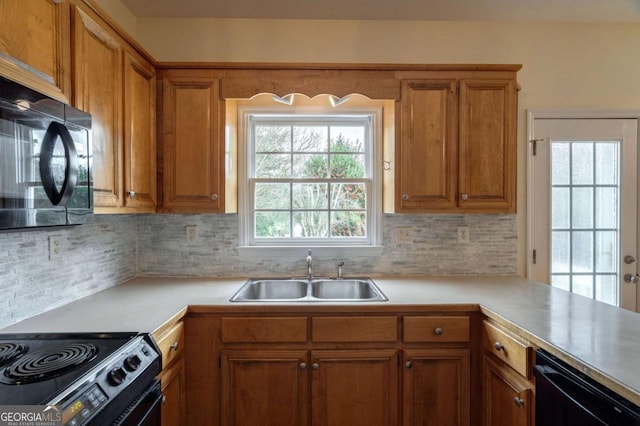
[293,211,328,237]
[572,275,593,298]
[255,183,290,209]
[552,231,570,273]
[293,126,328,152]
[552,187,570,229]
[256,125,291,152]
[595,231,616,273]
[572,231,593,273]
[293,154,328,178]
[572,187,593,229]
[330,154,365,179]
[551,275,570,291]
[596,275,617,305]
[330,126,365,152]
[331,211,366,237]
[255,212,290,237]
[572,142,593,185]
[595,187,617,229]
[330,183,366,209]
[551,142,570,185]
[292,183,328,210]
[256,154,291,177]
[595,143,618,185]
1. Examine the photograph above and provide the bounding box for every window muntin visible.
[248,114,374,246]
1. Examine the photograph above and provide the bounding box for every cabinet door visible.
[483,356,533,426]
[159,357,186,426]
[0,0,70,101]
[221,350,309,426]
[403,349,470,426]
[162,77,224,213]
[123,50,156,211]
[458,79,516,212]
[397,80,458,212]
[311,350,399,426]
[72,7,123,208]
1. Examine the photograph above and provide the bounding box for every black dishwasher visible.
[534,349,640,426]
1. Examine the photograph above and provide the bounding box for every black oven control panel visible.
[54,335,161,426]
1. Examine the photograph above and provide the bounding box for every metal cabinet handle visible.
[405,361,412,369]
[170,342,179,351]
[299,363,307,370]
[312,363,319,370]
[494,342,504,351]
[162,395,167,404]
[211,194,218,200]
[513,396,525,407]
[402,194,409,201]
[434,327,443,335]
[460,193,469,201]
[128,191,136,198]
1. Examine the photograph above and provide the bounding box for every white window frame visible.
[238,106,383,257]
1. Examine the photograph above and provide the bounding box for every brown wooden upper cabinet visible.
[0,0,71,102]
[72,6,156,213]
[160,75,225,213]
[397,73,518,213]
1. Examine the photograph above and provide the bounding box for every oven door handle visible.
[39,121,78,206]
[533,365,608,424]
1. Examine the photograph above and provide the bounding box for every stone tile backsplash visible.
[0,213,517,329]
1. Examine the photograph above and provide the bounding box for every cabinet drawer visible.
[221,317,307,343]
[312,316,397,342]
[403,316,470,342]
[156,321,184,369]
[482,320,532,378]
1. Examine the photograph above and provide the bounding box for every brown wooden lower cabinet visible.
[483,355,534,426]
[221,350,308,426]
[159,356,186,425]
[311,350,399,426]
[403,349,470,426]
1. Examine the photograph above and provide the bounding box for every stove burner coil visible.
[0,343,27,366]
[0,343,98,385]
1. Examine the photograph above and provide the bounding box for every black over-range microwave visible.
[0,76,92,230]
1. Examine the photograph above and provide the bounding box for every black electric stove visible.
[0,332,162,426]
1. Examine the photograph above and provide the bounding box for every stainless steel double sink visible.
[230,277,388,302]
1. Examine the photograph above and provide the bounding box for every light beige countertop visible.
[2,275,640,405]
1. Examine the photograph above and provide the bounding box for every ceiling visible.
[120,0,640,22]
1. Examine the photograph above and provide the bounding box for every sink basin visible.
[230,278,387,302]
[230,279,308,301]
[311,279,386,300]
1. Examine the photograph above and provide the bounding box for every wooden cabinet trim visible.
[221,317,308,343]
[403,315,470,343]
[482,320,532,378]
[483,354,534,426]
[312,316,398,342]
[156,321,184,369]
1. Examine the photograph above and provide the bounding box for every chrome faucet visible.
[336,261,345,279]
[306,249,313,279]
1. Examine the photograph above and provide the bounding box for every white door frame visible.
[526,110,640,308]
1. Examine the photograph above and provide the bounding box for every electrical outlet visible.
[48,235,62,260]
[185,225,197,242]
[457,226,470,244]
[396,227,412,244]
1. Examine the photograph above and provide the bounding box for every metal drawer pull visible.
[128,191,136,198]
[405,361,412,369]
[162,395,167,404]
[433,327,443,335]
[514,396,525,407]
[299,363,307,370]
[402,194,409,201]
[494,342,505,351]
[312,363,319,370]
[170,342,179,350]
[211,194,218,200]
[460,193,468,201]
